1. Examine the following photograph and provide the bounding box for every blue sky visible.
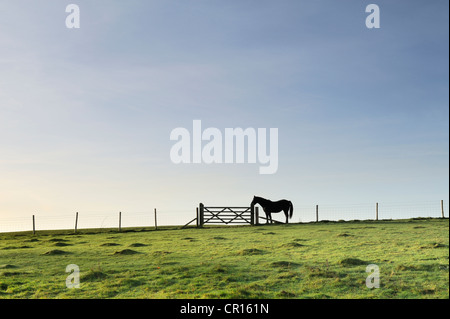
[0,1,448,228]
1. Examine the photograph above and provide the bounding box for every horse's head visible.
[250,195,259,207]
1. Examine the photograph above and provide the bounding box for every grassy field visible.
[0,218,448,299]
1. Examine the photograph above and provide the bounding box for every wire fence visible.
[0,200,448,233]
[0,210,188,234]
[294,200,449,223]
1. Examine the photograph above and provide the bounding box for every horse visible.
[250,196,293,224]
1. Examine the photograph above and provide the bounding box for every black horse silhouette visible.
[250,196,293,224]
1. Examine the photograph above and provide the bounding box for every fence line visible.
[0,210,182,233]
[295,200,448,223]
[0,200,448,233]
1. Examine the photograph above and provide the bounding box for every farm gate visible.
[197,203,257,226]
[180,203,284,228]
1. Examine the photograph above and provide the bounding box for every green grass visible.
[0,218,448,299]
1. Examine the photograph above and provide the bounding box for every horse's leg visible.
[265,211,270,224]
[284,209,289,224]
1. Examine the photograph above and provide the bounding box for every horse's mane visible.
[252,196,271,205]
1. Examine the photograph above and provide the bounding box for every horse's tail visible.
[289,201,293,219]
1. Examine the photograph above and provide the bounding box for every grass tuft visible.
[0,264,18,269]
[237,248,265,255]
[100,243,120,247]
[129,243,148,247]
[339,258,366,266]
[271,261,301,268]
[113,249,140,255]
[43,249,70,255]
[282,242,306,248]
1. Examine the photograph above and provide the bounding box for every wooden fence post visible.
[196,207,199,227]
[199,203,204,227]
[251,205,254,225]
[119,211,122,232]
[32,215,36,235]
[376,203,379,221]
[75,212,78,233]
[441,200,445,218]
[154,208,158,230]
[316,205,319,222]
